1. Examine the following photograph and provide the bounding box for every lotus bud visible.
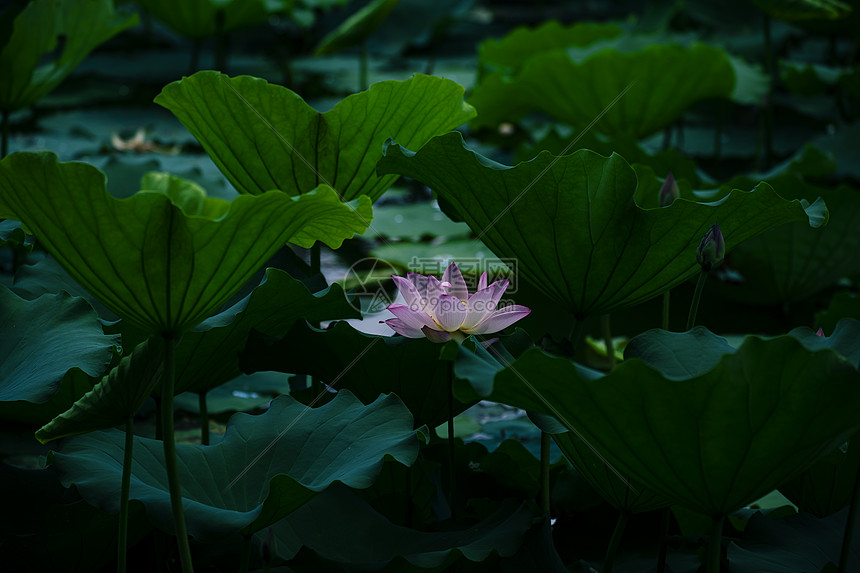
[659,172,680,207]
[816,327,825,337]
[696,223,725,272]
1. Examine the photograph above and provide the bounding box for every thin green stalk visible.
[838,460,860,573]
[2,108,9,158]
[540,432,551,516]
[603,510,629,573]
[190,41,201,74]
[568,316,587,353]
[601,314,615,370]
[656,506,670,573]
[686,271,708,331]
[161,336,194,573]
[310,244,322,395]
[447,360,456,520]
[707,515,724,573]
[215,10,228,73]
[714,101,725,159]
[118,415,135,573]
[199,392,209,446]
[762,15,774,170]
[239,533,251,573]
[662,290,671,331]
[360,41,368,91]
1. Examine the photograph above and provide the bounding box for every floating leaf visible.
[469,42,735,137]
[36,338,164,443]
[0,152,371,336]
[315,0,401,55]
[0,286,116,404]
[482,333,860,517]
[155,71,475,202]
[51,391,419,541]
[378,132,826,317]
[0,0,137,112]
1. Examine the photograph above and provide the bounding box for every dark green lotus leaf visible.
[477,20,621,75]
[0,367,95,425]
[0,152,370,336]
[483,334,860,517]
[132,267,360,396]
[0,219,29,247]
[265,483,532,567]
[728,509,860,572]
[315,0,400,55]
[36,338,164,443]
[155,71,475,203]
[779,432,859,518]
[817,292,860,333]
[469,42,735,137]
[711,176,860,304]
[378,132,827,317]
[789,319,860,368]
[240,320,472,428]
[0,0,137,112]
[135,0,287,41]
[0,286,116,404]
[753,0,852,20]
[51,391,418,541]
[623,326,736,378]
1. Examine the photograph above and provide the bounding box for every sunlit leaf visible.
[155,71,475,202]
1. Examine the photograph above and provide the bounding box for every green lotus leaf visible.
[789,319,860,368]
[267,484,533,567]
[240,320,473,428]
[469,42,735,137]
[753,0,852,21]
[378,132,827,317]
[477,20,621,75]
[50,391,419,541]
[315,0,401,55]
[0,152,371,336]
[155,71,476,202]
[169,267,360,395]
[779,433,859,518]
[0,0,137,112]
[483,334,860,517]
[0,367,95,425]
[710,176,860,304]
[134,0,287,41]
[0,286,117,404]
[36,338,164,443]
[817,292,860,333]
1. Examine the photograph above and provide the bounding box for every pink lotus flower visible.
[383,263,530,343]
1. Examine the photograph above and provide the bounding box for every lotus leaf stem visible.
[707,515,724,573]
[602,510,629,573]
[662,290,671,331]
[762,15,774,170]
[540,431,551,516]
[686,271,708,331]
[161,336,194,572]
[447,359,456,520]
[601,314,615,370]
[118,415,134,573]
[360,41,369,91]
[1,108,8,158]
[656,506,670,573]
[239,533,251,573]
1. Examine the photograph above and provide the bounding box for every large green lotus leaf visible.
[789,319,860,368]
[315,0,400,55]
[0,0,137,112]
[155,71,476,202]
[0,367,94,425]
[779,432,859,518]
[377,132,827,317]
[817,291,860,333]
[484,334,860,517]
[267,483,532,567]
[51,391,419,541]
[711,176,860,304]
[623,326,736,378]
[35,338,164,443]
[0,152,371,336]
[477,20,621,74]
[135,0,288,41]
[240,320,472,428]
[0,286,116,404]
[469,43,735,137]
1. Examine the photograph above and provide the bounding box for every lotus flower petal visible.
[466,305,531,334]
[388,303,437,331]
[391,275,422,310]
[477,271,488,292]
[461,287,498,331]
[434,294,468,331]
[421,325,451,343]
[384,318,425,338]
[442,263,469,302]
